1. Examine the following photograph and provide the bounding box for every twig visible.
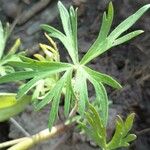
[0,123,72,150]
[136,128,150,135]
[18,0,52,25]
[9,118,31,137]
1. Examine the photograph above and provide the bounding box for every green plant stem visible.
[0,123,72,150]
[0,138,28,149]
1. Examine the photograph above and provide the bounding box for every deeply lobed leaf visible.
[108,4,150,41]
[84,66,122,89]
[80,3,150,65]
[107,113,136,149]
[41,1,79,64]
[82,104,107,148]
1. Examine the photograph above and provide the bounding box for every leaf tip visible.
[58,1,64,8]
[108,1,113,9]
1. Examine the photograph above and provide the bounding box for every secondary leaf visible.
[0,21,8,59]
[84,66,122,89]
[80,3,150,65]
[36,69,72,130]
[35,69,72,111]
[87,76,109,126]
[64,69,73,117]
[48,88,62,129]
[108,4,150,41]
[70,6,78,55]
[17,76,45,100]
[107,113,136,149]
[81,104,107,148]
[80,30,109,65]
[8,60,72,71]
[0,71,40,84]
[41,24,66,42]
[42,1,79,64]
[74,67,88,115]
[6,38,21,57]
[58,1,72,38]
[112,30,144,47]
[99,2,114,41]
[80,2,114,65]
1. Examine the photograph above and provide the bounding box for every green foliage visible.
[81,104,136,150]
[80,3,150,65]
[0,21,9,59]
[107,113,136,149]
[0,93,31,122]
[42,1,78,64]
[0,1,149,136]
[80,104,107,149]
[0,25,21,76]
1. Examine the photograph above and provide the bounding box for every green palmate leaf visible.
[80,3,150,65]
[84,66,122,89]
[80,2,114,65]
[0,1,148,142]
[74,67,88,115]
[107,113,136,149]
[112,30,144,47]
[109,4,150,41]
[82,105,136,150]
[83,104,107,148]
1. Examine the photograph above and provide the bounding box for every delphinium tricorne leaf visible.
[80,104,136,150]
[0,1,149,133]
[80,3,150,65]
